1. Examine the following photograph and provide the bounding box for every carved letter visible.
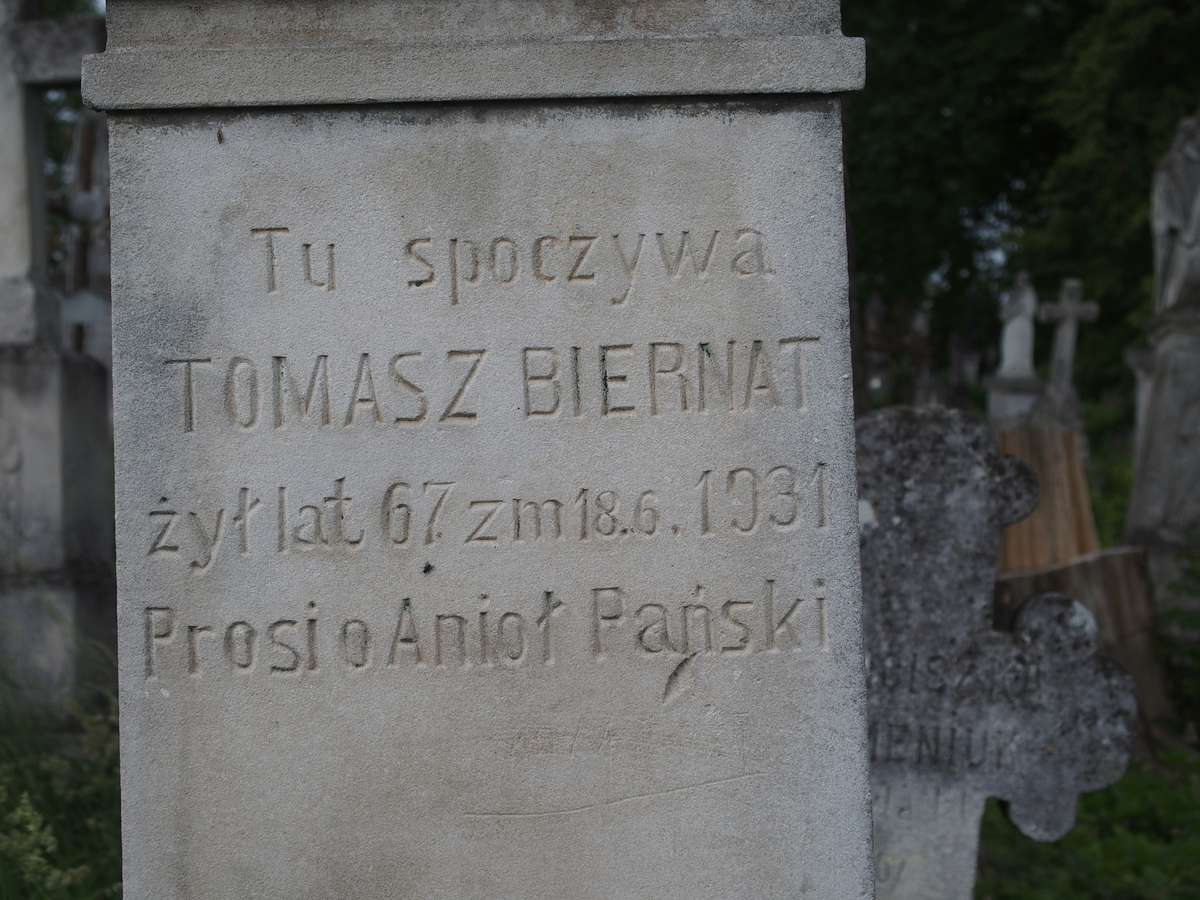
[406,238,435,287]
[273,355,332,428]
[568,235,598,283]
[251,227,289,293]
[164,358,212,433]
[522,348,560,418]
[345,353,384,427]
[144,607,175,678]
[731,227,774,277]
[225,357,260,429]
[189,509,227,574]
[599,344,635,416]
[533,236,559,283]
[649,342,689,415]
[657,231,719,279]
[440,350,485,423]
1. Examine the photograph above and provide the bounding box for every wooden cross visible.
[1038,278,1099,394]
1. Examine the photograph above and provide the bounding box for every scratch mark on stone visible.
[462,772,767,820]
[663,651,699,704]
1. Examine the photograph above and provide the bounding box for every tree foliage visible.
[843,0,1200,537]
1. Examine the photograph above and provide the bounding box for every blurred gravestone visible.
[986,271,1040,424]
[1034,278,1098,429]
[1130,110,1200,606]
[858,407,1136,900]
[992,277,1101,573]
[0,1,111,717]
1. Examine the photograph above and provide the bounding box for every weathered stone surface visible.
[11,15,104,86]
[1126,313,1200,605]
[997,547,1175,735]
[1152,110,1200,315]
[1128,112,1200,605]
[88,3,873,898]
[858,407,1136,900]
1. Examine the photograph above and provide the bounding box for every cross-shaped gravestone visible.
[857,407,1135,900]
[1038,277,1098,407]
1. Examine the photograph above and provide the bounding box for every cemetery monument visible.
[858,407,1136,900]
[986,271,1041,424]
[1034,277,1098,429]
[1130,109,1200,605]
[84,2,873,897]
[0,0,112,716]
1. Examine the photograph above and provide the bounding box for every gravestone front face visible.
[85,3,872,898]
[858,408,1136,900]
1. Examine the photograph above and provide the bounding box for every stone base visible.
[985,375,1041,426]
[0,577,115,721]
[0,346,114,723]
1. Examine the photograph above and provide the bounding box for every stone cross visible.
[1129,112,1200,601]
[1039,277,1098,398]
[85,3,873,897]
[858,408,1135,900]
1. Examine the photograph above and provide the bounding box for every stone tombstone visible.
[0,3,112,715]
[1034,277,1097,428]
[987,271,1041,424]
[1152,109,1200,315]
[1129,112,1200,605]
[84,3,872,898]
[997,271,1038,380]
[857,408,1135,900]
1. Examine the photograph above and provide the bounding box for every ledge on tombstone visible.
[83,1,866,110]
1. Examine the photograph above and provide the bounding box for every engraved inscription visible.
[145,463,831,573]
[140,578,829,684]
[400,228,774,306]
[251,226,336,294]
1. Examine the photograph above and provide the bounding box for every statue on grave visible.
[1152,111,1200,314]
[996,271,1038,380]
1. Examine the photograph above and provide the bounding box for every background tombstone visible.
[986,271,1041,424]
[59,108,112,371]
[1129,109,1200,607]
[992,275,1101,573]
[1034,277,1098,429]
[857,407,1135,900]
[0,1,112,718]
[85,3,874,897]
